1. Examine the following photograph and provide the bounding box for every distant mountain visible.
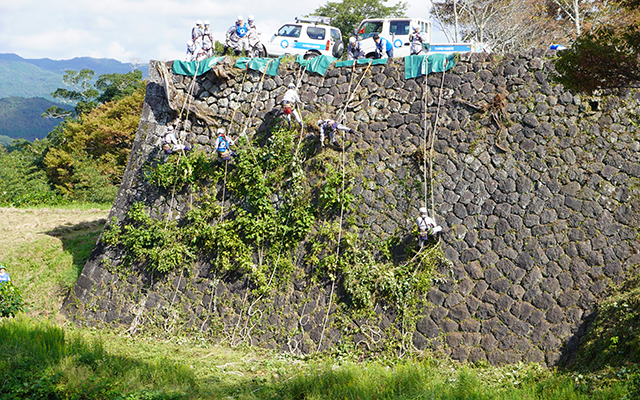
[0,53,149,99]
[0,97,70,142]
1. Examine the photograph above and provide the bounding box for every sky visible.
[0,0,444,64]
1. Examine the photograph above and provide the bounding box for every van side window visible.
[307,26,326,40]
[278,24,302,38]
[357,21,383,39]
[330,28,341,41]
[389,21,410,36]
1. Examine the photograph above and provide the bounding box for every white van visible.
[264,16,344,59]
[355,18,473,58]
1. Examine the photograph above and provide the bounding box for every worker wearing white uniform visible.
[281,83,303,128]
[416,207,442,244]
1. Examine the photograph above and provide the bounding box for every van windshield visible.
[278,24,301,38]
[389,20,410,36]
[357,21,383,40]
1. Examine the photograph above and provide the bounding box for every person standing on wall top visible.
[192,20,204,42]
[347,37,364,60]
[234,15,250,56]
[317,119,358,147]
[281,83,303,128]
[202,20,214,58]
[416,207,442,244]
[214,128,235,161]
[185,40,196,61]
[247,15,261,57]
[373,33,393,59]
[0,266,10,283]
[225,16,248,56]
[409,25,428,55]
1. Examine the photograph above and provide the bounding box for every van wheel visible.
[332,40,344,58]
[303,52,320,60]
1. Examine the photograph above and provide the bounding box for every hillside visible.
[0,60,63,100]
[0,53,149,99]
[0,97,68,141]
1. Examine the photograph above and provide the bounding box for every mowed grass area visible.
[0,205,109,316]
[0,207,638,399]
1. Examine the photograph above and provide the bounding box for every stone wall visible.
[63,51,640,366]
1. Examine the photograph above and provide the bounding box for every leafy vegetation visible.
[0,282,24,318]
[0,315,637,399]
[0,68,145,206]
[554,0,640,94]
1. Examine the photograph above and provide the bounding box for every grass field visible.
[0,207,637,399]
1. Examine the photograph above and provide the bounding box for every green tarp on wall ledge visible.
[334,58,388,68]
[296,55,337,76]
[234,56,282,76]
[404,54,456,79]
[173,57,225,76]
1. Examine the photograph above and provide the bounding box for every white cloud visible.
[1,0,439,62]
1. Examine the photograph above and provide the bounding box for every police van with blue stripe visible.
[264,16,344,59]
[355,18,474,58]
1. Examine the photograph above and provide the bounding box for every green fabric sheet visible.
[334,58,388,68]
[404,54,456,79]
[296,55,337,76]
[234,56,282,76]
[172,57,225,76]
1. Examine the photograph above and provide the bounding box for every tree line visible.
[0,69,145,206]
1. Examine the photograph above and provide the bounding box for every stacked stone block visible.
[64,50,640,366]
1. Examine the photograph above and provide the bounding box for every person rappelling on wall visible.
[161,126,190,158]
[416,207,442,245]
[317,119,359,147]
[214,128,236,162]
[281,83,303,128]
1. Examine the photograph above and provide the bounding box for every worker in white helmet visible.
[192,20,204,42]
[225,15,249,56]
[185,40,196,61]
[347,37,363,60]
[202,20,214,58]
[409,25,429,55]
[317,119,357,147]
[281,82,303,128]
[416,207,442,244]
[246,15,261,57]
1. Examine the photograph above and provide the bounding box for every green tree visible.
[311,0,407,43]
[95,70,145,103]
[554,0,640,94]
[44,69,99,118]
[43,85,145,202]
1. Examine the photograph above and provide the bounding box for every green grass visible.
[1,206,640,399]
[0,316,634,399]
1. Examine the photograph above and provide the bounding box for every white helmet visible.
[247,15,255,21]
[237,15,244,22]
[196,20,203,26]
[412,25,420,31]
[419,207,428,214]
[217,128,225,135]
[288,82,295,89]
[349,37,356,44]
[317,120,324,127]
[187,40,194,46]
[204,20,210,25]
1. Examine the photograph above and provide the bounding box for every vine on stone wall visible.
[102,123,446,341]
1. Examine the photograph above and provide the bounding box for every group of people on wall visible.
[347,25,429,60]
[186,16,260,61]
